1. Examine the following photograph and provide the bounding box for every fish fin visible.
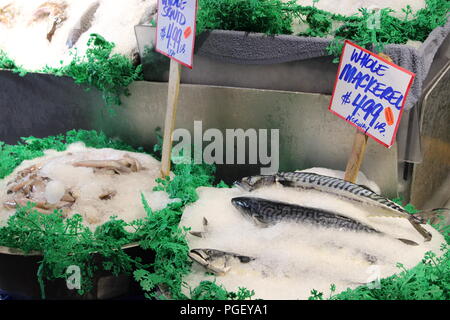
[252,216,270,228]
[277,178,314,191]
[276,179,295,188]
[237,255,254,263]
[188,251,208,265]
[189,231,205,238]
[189,217,209,238]
[357,184,377,193]
[208,264,231,275]
[189,251,229,275]
[366,211,406,219]
[221,266,232,274]
[397,238,419,246]
[233,181,253,192]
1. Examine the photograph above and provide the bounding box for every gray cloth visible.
[195,17,450,111]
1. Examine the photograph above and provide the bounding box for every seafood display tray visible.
[0,243,153,300]
[0,1,448,301]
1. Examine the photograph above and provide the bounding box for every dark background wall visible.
[0,71,102,144]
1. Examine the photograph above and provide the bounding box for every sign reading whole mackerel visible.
[329,40,415,148]
[155,0,198,68]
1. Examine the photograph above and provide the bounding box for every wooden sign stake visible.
[160,59,182,178]
[344,130,368,183]
[155,0,197,178]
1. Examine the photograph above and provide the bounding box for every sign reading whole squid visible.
[155,0,198,68]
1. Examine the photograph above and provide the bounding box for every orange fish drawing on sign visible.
[184,26,192,39]
[384,107,395,126]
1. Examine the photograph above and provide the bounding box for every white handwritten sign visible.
[155,0,198,68]
[329,40,415,148]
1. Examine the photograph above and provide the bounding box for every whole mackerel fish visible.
[231,197,418,246]
[235,172,432,241]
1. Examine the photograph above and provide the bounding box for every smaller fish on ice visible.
[71,154,143,175]
[189,248,254,275]
[66,1,100,49]
[29,1,68,42]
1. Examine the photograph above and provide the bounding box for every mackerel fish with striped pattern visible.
[234,172,432,241]
[231,197,418,246]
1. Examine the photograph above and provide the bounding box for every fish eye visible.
[242,177,253,184]
[235,200,244,207]
[249,177,259,184]
[232,198,248,208]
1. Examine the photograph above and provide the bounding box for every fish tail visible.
[189,231,205,238]
[66,29,79,48]
[397,238,419,246]
[412,208,450,224]
[408,216,433,242]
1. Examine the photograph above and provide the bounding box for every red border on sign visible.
[154,0,198,69]
[328,40,416,148]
